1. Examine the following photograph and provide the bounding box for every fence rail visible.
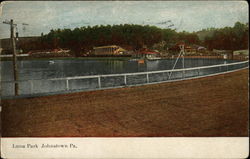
[1,60,249,98]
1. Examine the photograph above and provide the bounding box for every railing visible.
[1,60,249,98]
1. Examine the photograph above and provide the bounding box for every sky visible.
[0,1,248,39]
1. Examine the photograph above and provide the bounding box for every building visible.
[184,45,196,54]
[169,42,199,55]
[0,36,41,54]
[233,50,249,56]
[233,50,249,60]
[213,49,233,59]
[191,44,207,53]
[133,49,160,60]
[92,45,127,55]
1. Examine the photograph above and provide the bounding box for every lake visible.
[1,58,235,82]
[1,58,243,97]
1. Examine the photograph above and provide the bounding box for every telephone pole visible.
[3,19,19,95]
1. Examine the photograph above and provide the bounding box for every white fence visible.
[1,60,249,98]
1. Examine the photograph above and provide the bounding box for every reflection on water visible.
[105,60,124,73]
[146,60,160,71]
[1,58,236,82]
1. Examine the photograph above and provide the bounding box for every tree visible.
[203,22,248,51]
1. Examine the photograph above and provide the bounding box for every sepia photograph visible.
[0,0,249,158]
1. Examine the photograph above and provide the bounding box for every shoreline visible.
[0,55,246,62]
[0,56,133,61]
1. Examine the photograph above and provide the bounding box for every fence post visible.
[66,79,69,90]
[30,80,33,94]
[98,76,101,88]
[146,73,149,83]
[124,75,127,85]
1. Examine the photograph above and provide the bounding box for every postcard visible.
[0,1,249,158]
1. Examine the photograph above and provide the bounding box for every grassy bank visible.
[1,69,249,137]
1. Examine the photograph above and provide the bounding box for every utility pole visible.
[3,19,19,95]
[181,44,185,78]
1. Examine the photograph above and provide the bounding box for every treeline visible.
[202,22,248,51]
[39,24,199,56]
[19,22,248,56]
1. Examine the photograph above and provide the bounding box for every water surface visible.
[1,58,235,82]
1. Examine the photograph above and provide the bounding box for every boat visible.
[137,59,145,64]
[133,49,161,61]
[128,58,145,64]
[128,58,139,61]
[49,61,55,64]
[146,56,161,60]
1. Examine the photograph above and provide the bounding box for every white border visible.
[1,137,249,158]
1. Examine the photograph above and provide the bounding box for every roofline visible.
[93,45,119,49]
[138,51,159,54]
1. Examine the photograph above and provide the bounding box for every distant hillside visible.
[197,22,248,50]
[195,28,217,42]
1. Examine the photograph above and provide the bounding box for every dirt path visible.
[1,69,249,137]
